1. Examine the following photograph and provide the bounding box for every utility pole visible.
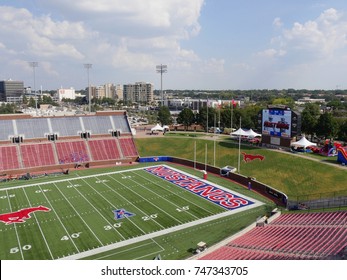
[156,64,167,106]
[84,63,92,113]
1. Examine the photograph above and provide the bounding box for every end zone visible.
[145,165,263,211]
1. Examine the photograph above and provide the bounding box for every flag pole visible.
[231,100,233,132]
[238,117,242,173]
[206,97,209,133]
[214,113,216,166]
[205,143,207,171]
[194,141,196,170]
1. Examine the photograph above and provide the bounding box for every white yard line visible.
[133,170,213,218]
[97,175,165,231]
[6,190,24,260]
[53,182,104,247]
[59,202,262,260]
[105,175,172,229]
[22,187,54,260]
[37,185,80,254]
[107,175,184,225]
[68,178,126,240]
[0,166,148,192]
[131,173,201,219]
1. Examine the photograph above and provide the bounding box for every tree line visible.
[157,102,347,142]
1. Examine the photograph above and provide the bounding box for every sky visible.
[1,0,347,90]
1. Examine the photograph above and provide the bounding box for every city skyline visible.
[1,1,347,90]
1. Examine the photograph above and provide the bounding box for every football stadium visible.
[0,111,346,260]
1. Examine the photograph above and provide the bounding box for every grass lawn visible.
[135,137,347,199]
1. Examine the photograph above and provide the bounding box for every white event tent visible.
[291,136,317,149]
[150,124,164,132]
[231,128,261,138]
[246,129,261,138]
[230,128,247,137]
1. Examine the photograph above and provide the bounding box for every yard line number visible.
[0,194,15,199]
[61,232,82,241]
[10,244,31,254]
[104,222,122,230]
[176,206,189,212]
[142,214,158,221]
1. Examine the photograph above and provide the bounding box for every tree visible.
[242,105,262,129]
[301,103,320,140]
[196,105,216,131]
[177,108,195,130]
[28,97,36,108]
[0,103,16,114]
[326,99,344,110]
[337,119,347,142]
[316,112,339,139]
[22,95,28,105]
[271,97,295,109]
[157,106,172,126]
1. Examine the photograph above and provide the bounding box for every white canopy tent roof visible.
[231,128,261,138]
[230,128,247,136]
[245,129,261,138]
[151,124,164,131]
[291,136,317,149]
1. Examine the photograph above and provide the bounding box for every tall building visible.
[0,80,24,102]
[95,86,106,99]
[86,85,97,100]
[115,84,123,100]
[104,83,116,99]
[123,82,153,103]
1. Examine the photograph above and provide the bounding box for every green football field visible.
[0,164,263,260]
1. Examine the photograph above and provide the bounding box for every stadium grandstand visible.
[198,211,347,260]
[0,111,138,177]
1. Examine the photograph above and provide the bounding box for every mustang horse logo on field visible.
[241,152,265,163]
[0,205,51,225]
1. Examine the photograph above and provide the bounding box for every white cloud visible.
[273,17,283,28]
[282,8,347,57]
[256,48,286,58]
[38,0,203,38]
[0,1,206,88]
[0,6,87,59]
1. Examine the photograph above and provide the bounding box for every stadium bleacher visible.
[0,145,20,170]
[119,138,138,157]
[0,111,138,173]
[88,138,121,161]
[55,140,90,164]
[199,211,347,260]
[20,143,56,168]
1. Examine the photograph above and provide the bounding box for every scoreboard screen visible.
[262,109,292,137]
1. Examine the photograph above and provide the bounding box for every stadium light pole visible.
[29,62,38,114]
[156,64,167,106]
[84,63,92,113]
